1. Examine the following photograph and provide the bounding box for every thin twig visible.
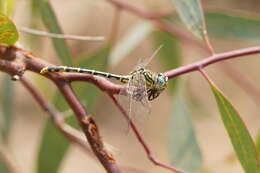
[106,0,260,109]
[165,46,260,79]
[2,44,260,173]
[1,44,260,94]
[108,94,187,173]
[107,0,210,53]
[19,27,105,41]
[19,75,149,172]
[108,0,174,20]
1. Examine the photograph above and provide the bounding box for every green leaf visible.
[169,0,205,40]
[0,0,16,16]
[37,118,71,173]
[206,12,260,41]
[38,0,72,65]
[109,21,153,66]
[0,75,13,141]
[0,12,18,45]
[37,44,111,173]
[169,83,202,172]
[0,161,9,173]
[255,134,260,157]
[153,31,181,92]
[209,79,260,173]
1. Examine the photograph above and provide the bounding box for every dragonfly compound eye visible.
[157,73,167,86]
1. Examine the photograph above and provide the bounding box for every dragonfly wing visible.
[117,70,151,132]
[133,45,163,70]
[126,71,151,124]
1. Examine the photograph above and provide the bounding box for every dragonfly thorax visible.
[130,68,168,101]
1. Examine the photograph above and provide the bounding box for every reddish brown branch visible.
[20,76,151,173]
[107,0,209,53]
[108,0,174,20]
[0,44,122,173]
[54,80,121,173]
[165,46,260,78]
[108,94,187,173]
[1,43,260,173]
[106,0,260,108]
[1,44,260,95]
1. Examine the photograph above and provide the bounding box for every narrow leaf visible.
[208,79,260,173]
[0,0,15,16]
[5,0,15,16]
[169,83,202,172]
[169,0,206,40]
[0,161,9,173]
[0,12,18,45]
[255,134,260,157]
[153,31,181,92]
[37,118,71,173]
[109,21,153,67]
[206,12,260,41]
[38,0,72,65]
[0,75,13,141]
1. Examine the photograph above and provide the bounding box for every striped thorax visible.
[130,68,168,101]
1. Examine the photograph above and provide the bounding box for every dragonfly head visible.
[147,73,168,101]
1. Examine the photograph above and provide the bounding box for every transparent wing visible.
[128,71,151,123]
[118,71,151,131]
[133,45,163,70]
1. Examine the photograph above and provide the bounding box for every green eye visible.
[157,76,165,85]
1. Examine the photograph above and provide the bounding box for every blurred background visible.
[1,0,260,173]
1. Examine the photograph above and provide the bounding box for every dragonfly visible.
[40,46,168,122]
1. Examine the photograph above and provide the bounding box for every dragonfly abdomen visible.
[40,66,129,83]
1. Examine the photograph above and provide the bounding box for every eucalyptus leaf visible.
[109,21,153,67]
[256,134,260,157]
[0,12,18,45]
[0,75,13,141]
[169,0,206,40]
[169,84,202,172]
[38,0,72,65]
[0,161,9,173]
[206,12,260,41]
[209,79,260,173]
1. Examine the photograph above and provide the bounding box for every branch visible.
[1,44,260,94]
[0,45,121,173]
[54,80,121,173]
[108,94,187,173]
[1,44,260,173]
[108,0,174,20]
[19,27,104,41]
[107,0,209,52]
[165,46,260,78]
